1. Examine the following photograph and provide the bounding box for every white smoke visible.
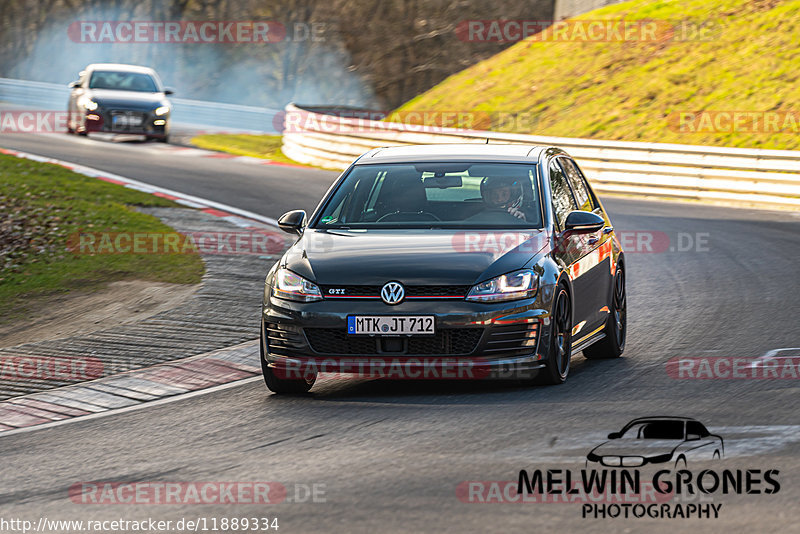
[5,1,378,109]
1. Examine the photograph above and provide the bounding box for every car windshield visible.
[88,71,159,92]
[621,420,685,440]
[314,162,543,229]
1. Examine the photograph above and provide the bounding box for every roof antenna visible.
[485,138,489,144]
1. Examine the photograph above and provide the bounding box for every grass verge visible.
[397,0,800,150]
[191,134,305,165]
[0,154,204,322]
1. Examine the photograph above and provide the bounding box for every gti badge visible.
[381,282,405,305]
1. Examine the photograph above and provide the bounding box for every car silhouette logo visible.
[586,416,724,469]
[381,282,405,305]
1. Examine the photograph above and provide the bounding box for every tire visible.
[157,135,169,143]
[260,329,315,394]
[77,129,88,137]
[535,285,572,385]
[584,264,626,360]
[66,107,75,134]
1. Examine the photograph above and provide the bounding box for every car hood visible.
[87,89,168,110]
[590,439,681,457]
[283,229,547,285]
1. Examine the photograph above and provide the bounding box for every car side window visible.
[686,421,710,437]
[641,420,685,440]
[559,158,594,211]
[549,160,577,229]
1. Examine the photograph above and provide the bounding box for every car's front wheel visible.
[536,285,572,385]
[260,330,316,394]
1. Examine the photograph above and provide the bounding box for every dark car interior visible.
[318,164,543,228]
[88,71,159,92]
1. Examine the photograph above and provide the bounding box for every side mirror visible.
[563,210,605,235]
[163,87,175,95]
[277,210,306,235]
[607,432,621,440]
[68,81,81,89]
[687,433,701,441]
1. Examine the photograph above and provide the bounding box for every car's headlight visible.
[466,270,538,302]
[154,106,170,116]
[646,453,674,464]
[79,97,98,111]
[272,268,322,302]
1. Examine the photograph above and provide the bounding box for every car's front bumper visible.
[84,109,168,136]
[262,295,552,380]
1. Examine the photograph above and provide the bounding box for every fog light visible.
[153,119,166,126]
[86,114,100,121]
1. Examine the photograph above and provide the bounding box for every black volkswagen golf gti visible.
[261,144,626,393]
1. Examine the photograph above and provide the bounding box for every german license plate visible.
[112,114,143,127]
[347,316,434,335]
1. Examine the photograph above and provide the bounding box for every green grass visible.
[397,0,800,150]
[191,134,339,169]
[0,154,204,322]
[191,134,303,165]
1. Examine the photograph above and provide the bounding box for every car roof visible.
[356,144,549,165]
[84,63,157,75]
[624,417,700,425]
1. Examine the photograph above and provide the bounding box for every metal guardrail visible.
[0,77,280,133]
[281,104,800,210]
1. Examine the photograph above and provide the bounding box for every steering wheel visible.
[376,211,442,223]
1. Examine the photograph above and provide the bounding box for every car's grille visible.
[319,285,470,299]
[407,329,483,354]
[304,328,483,355]
[304,329,378,355]
[483,323,539,355]
[407,285,471,297]
[265,322,306,354]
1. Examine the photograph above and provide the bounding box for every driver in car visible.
[479,176,527,221]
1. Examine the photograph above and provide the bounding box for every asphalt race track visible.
[1,133,799,533]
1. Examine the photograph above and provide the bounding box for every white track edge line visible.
[0,147,280,436]
[0,147,280,227]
